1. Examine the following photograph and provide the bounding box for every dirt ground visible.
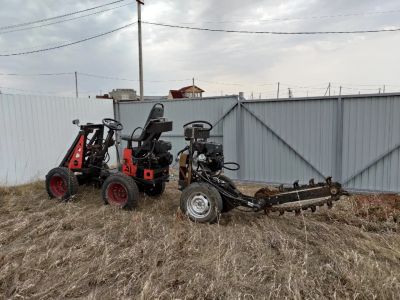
[0,180,400,299]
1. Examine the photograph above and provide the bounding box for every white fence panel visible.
[115,93,400,193]
[0,94,114,186]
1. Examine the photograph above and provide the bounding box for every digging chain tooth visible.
[311,206,316,212]
[278,184,284,192]
[279,210,285,216]
[327,201,333,209]
[295,209,301,216]
[325,176,332,185]
[309,178,315,186]
[293,180,300,189]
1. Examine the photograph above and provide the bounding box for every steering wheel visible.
[183,120,213,131]
[102,118,123,131]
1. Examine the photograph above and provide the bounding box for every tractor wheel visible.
[145,182,166,197]
[217,174,239,213]
[102,173,139,209]
[46,167,79,201]
[180,182,223,223]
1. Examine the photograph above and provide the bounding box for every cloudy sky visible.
[0,0,400,99]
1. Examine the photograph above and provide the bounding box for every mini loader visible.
[177,120,346,223]
[45,103,173,208]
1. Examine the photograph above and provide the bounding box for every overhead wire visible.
[143,21,400,35]
[0,72,73,76]
[0,86,61,94]
[0,2,134,35]
[79,72,190,82]
[0,22,137,56]
[0,0,128,31]
[171,8,400,24]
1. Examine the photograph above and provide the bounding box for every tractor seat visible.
[121,103,172,143]
[121,119,172,142]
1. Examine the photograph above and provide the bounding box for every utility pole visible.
[75,71,78,98]
[339,86,342,96]
[383,85,386,93]
[288,88,292,98]
[192,77,195,98]
[137,0,144,101]
[277,82,280,99]
[328,82,331,96]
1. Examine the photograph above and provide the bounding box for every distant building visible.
[168,90,185,99]
[96,89,138,101]
[168,85,205,99]
[109,89,137,101]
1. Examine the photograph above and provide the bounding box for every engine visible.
[193,141,224,173]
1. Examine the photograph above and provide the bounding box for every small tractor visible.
[45,103,173,208]
[177,121,346,223]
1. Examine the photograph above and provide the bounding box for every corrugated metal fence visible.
[0,94,114,186]
[115,93,400,193]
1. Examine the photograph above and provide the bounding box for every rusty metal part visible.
[256,177,345,215]
[268,195,340,214]
[254,187,280,198]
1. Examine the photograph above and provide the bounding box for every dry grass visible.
[0,181,400,299]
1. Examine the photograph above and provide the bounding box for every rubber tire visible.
[102,173,139,209]
[45,167,79,201]
[217,174,240,213]
[180,182,223,224]
[145,182,166,197]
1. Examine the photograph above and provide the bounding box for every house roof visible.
[178,85,205,93]
[169,90,185,98]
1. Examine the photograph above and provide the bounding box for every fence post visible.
[236,95,245,180]
[335,96,344,182]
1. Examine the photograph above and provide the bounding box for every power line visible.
[0,72,73,76]
[0,86,61,94]
[170,8,400,24]
[79,72,190,82]
[2,69,399,92]
[0,22,137,57]
[0,0,128,31]
[143,21,400,34]
[0,2,134,35]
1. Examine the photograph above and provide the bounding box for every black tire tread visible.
[45,167,79,201]
[102,172,139,209]
[145,182,166,197]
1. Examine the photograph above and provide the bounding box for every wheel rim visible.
[49,175,67,198]
[187,192,211,218]
[107,182,128,206]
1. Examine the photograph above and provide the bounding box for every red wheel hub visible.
[107,182,128,206]
[49,175,67,197]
